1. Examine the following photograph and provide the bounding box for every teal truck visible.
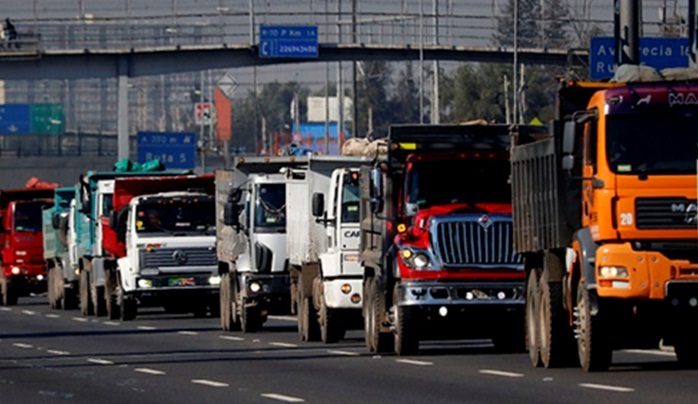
[44,186,79,310]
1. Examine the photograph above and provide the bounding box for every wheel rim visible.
[575,284,588,365]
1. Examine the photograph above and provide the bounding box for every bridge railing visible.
[0,32,42,57]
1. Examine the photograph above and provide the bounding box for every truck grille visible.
[635,198,697,230]
[430,214,522,268]
[142,247,216,268]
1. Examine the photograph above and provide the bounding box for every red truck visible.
[0,179,59,305]
[359,124,542,355]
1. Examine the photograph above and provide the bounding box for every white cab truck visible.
[106,174,218,320]
[217,156,304,333]
[285,155,369,343]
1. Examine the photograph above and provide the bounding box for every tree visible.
[356,61,392,138]
[451,63,509,123]
[389,61,420,125]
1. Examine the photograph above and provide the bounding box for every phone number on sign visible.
[279,44,317,54]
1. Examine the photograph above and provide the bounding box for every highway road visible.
[1,296,697,404]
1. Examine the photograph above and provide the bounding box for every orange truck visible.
[0,179,58,305]
[511,76,698,372]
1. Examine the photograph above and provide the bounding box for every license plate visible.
[168,277,196,286]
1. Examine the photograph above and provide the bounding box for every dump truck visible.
[0,180,58,305]
[104,174,217,320]
[75,161,191,317]
[44,186,79,310]
[285,154,370,343]
[511,75,698,372]
[217,156,303,332]
[359,124,531,355]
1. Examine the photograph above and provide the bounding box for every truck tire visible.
[539,267,576,368]
[48,265,62,310]
[105,272,119,320]
[241,299,262,333]
[79,270,93,316]
[363,278,375,351]
[220,273,233,330]
[575,278,611,372]
[91,282,106,317]
[1,276,18,306]
[394,305,419,356]
[120,294,137,321]
[674,333,698,369]
[320,297,345,344]
[366,277,393,353]
[525,269,542,366]
[297,275,320,342]
[63,282,79,311]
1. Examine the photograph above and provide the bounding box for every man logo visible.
[478,215,493,230]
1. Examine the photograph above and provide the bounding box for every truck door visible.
[581,112,599,229]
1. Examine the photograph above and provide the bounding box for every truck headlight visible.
[249,281,262,293]
[412,253,430,269]
[11,266,21,275]
[599,266,628,278]
[137,279,153,288]
[209,275,221,286]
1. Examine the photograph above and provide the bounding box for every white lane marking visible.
[134,368,166,376]
[327,350,360,357]
[22,310,36,315]
[269,342,298,348]
[138,326,157,331]
[261,393,306,403]
[395,359,434,366]
[87,358,114,365]
[479,369,525,378]
[623,349,675,357]
[72,317,88,322]
[45,314,61,319]
[220,336,244,341]
[267,315,297,322]
[579,383,635,393]
[103,321,120,326]
[0,307,12,312]
[178,331,199,336]
[47,350,70,355]
[13,343,34,349]
[191,379,229,388]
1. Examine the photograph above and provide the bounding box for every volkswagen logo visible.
[478,214,493,230]
[172,250,188,264]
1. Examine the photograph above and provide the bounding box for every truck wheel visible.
[539,268,576,368]
[394,304,419,356]
[105,273,119,320]
[674,333,698,369]
[297,275,319,342]
[63,283,79,311]
[48,265,61,310]
[526,270,542,366]
[220,273,233,330]
[368,277,393,353]
[1,277,18,306]
[91,283,106,317]
[363,278,375,351]
[241,299,262,333]
[79,270,93,316]
[320,297,345,344]
[120,295,137,321]
[575,278,611,372]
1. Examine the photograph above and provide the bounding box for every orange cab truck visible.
[511,77,698,371]
[0,182,58,305]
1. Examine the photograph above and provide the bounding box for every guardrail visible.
[0,33,42,58]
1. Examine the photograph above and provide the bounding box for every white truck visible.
[106,174,218,320]
[217,156,303,333]
[286,155,369,343]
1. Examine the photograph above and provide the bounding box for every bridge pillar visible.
[117,56,130,160]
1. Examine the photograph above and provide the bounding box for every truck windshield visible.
[342,173,360,223]
[135,200,215,235]
[406,159,510,209]
[606,113,698,175]
[14,201,50,232]
[255,183,286,230]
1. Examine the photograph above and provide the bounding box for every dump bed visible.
[285,155,369,267]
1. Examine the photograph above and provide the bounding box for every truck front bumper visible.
[130,273,219,298]
[397,280,524,308]
[595,242,698,300]
[238,272,290,314]
[324,278,363,309]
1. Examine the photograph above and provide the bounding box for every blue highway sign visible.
[0,104,31,135]
[590,37,689,80]
[137,131,197,170]
[259,25,318,58]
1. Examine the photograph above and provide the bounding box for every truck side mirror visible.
[562,121,576,155]
[224,202,239,226]
[369,167,383,213]
[561,155,575,171]
[311,193,325,218]
[52,213,61,230]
